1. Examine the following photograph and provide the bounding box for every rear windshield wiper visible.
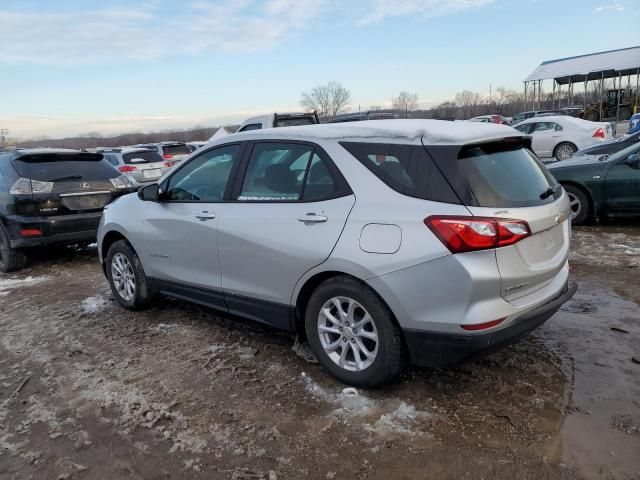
[46,174,83,182]
[540,184,560,200]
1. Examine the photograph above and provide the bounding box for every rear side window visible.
[123,151,164,164]
[163,144,190,156]
[457,143,557,208]
[12,154,119,181]
[340,142,460,204]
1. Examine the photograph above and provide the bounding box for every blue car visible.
[630,113,640,134]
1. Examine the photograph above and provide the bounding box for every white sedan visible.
[512,116,612,161]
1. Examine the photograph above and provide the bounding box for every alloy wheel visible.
[317,296,379,372]
[556,144,575,161]
[567,191,582,219]
[111,253,136,301]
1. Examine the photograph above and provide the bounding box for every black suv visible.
[0,149,135,272]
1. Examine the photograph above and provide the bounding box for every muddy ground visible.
[1,223,639,480]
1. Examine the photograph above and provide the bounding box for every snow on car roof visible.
[516,115,605,129]
[219,119,524,145]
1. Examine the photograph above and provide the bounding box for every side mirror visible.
[138,183,160,201]
[625,153,640,169]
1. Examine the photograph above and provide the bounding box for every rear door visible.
[452,142,571,302]
[529,122,561,158]
[218,141,354,329]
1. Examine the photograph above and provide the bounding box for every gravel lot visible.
[1,223,639,480]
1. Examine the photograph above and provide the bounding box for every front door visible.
[218,141,355,329]
[530,122,562,158]
[142,144,243,307]
[604,154,640,213]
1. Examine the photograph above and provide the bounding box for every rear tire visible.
[554,142,577,161]
[305,276,405,387]
[106,240,155,310]
[563,184,590,226]
[0,224,28,273]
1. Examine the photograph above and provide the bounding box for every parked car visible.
[547,141,640,225]
[98,120,576,386]
[630,113,640,134]
[469,115,510,125]
[186,141,208,152]
[512,116,613,161]
[511,108,583,126]
[575,130,640,156]
[0,149,135,272]
[131,142,191,165]
[329,111,400,123]
[229,112,320,135]
[99,147,171,187]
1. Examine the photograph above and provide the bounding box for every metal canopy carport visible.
[523,46,640,121]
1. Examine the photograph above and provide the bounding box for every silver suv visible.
[98,120,576,387]
[99,147,171,187]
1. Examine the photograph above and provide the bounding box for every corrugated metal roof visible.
[524,46,640,84]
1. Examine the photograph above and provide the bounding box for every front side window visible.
[238,143,344,202]
[514,124,532,134]
[165,144,239,202]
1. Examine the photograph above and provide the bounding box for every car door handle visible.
[297,213,328,223]
[195,212,216,221]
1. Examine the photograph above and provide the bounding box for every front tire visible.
[0,224,28,273]
[305,276,405,387]
[563,184,590,226]
[554,142,577,161]
[106,240,155,310]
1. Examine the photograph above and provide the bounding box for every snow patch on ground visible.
[0,276,48,295]
[301,372,430,436]
[81,295,107,314]
[571,230,640,268]
[366,401,429,435]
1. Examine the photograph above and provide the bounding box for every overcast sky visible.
[0,0,637,139]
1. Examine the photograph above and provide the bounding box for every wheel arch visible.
[293,269,405,348]
[100,230,131,273]
[560,181,597,217]
[553,141,578,159]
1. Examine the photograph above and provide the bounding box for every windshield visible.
[608,141,640,162]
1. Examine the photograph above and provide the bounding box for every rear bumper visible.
[6,212,102,248]
[403,281,577,368]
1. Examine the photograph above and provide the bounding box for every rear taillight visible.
[163,154,173,159]
[491,115,501,124]
[593,128,605,138]
[163,161,172,167]
[424,216,531,254]
[118,165,138,173]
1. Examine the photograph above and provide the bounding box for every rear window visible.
[162,144,191,156]
[340,142,460,204]
[122,151,164,164]
[12,154,119,181]
[457,143,558,208]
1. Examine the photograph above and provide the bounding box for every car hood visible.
[546,154,605,169]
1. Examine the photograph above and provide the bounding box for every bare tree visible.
[455,90,483,119]
[392,91,419,118]
[300,81,351,121]
[491,87,516,115]
[432,101,458,119]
